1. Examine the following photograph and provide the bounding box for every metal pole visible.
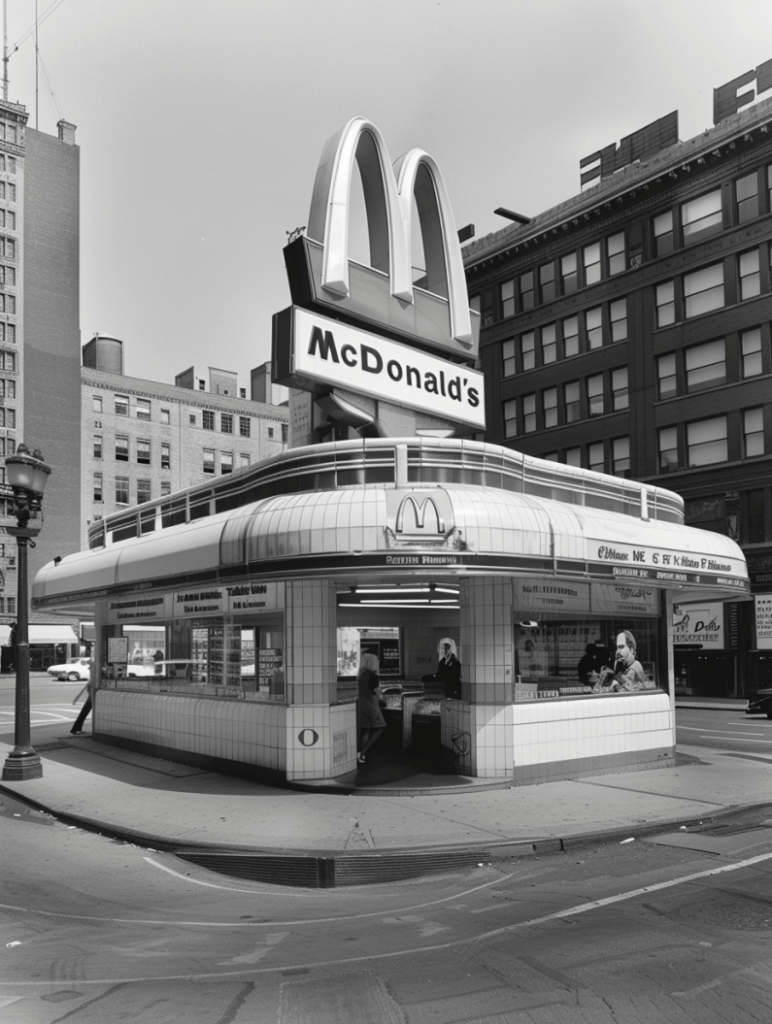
[2,526,42,780]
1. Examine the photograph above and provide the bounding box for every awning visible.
[32,485,750,609]
[0,624,78,645]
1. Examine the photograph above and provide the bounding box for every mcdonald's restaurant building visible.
[32,119,750,787]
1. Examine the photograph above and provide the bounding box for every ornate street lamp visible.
[2,444,51,781]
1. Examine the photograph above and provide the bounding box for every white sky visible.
[5,0,772,385]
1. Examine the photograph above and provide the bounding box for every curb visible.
[2,781,759,889]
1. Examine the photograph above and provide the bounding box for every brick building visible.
[81,337,289,550]
[463,66,772,698]
[0,98,81,665]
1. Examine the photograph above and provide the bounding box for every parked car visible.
[47,657,91,682]
[746,688,772,718]
[126,659,199,681]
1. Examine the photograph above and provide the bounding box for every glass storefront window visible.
[514,618,659,700]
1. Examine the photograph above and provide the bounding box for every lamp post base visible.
[2,750,43,781]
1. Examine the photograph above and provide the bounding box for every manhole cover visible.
[679,894,772,930]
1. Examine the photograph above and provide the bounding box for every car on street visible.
[46,657,91,682]
[125,659,201,681]
[746,688,772,718]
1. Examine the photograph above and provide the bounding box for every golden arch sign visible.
[283,117,479,362]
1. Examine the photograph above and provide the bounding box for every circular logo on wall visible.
[298,729,319,747]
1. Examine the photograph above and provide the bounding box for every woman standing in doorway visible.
[357,652,386,765]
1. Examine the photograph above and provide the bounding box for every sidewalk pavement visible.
[1,696,771,886]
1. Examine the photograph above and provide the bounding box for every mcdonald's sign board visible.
[273,305,485,430]
[278,117,480,364]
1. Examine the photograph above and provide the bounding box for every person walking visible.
[71,661,96,735]
[356,652,385,765]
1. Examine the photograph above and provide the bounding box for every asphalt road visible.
[2,789,772,1023]
[677,705,772,756]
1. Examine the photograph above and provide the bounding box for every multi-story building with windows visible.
[464,66,772,698]
[81,337,289,550]
[0,98,81,666]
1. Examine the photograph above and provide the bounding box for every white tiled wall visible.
[512,692,674,768]
[97,690,289,772]
[460,577,514,703]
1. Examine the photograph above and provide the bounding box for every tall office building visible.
[464,66,772,697]
[0,98,81,662]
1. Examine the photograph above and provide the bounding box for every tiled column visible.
[284,579,338,705]
[459,577,514,704]
[450,577,515,778]
[284,579,357,780]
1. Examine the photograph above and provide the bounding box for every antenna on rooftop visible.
[3,0,7,102]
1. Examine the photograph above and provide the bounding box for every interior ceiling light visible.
[518,620,539,629]
[338,600,459,609]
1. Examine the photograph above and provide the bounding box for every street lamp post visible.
[2,444,51,782]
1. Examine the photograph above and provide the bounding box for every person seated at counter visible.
[422,637,461,699]
[592,630,649,692]
[577,640,611,684]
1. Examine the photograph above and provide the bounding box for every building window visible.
[239,416,250,437]
[93,435,102,459]
[659,427,678,471]
[115,435,129,461]
[92,395,102,413]
[607,232,625,275]
[281,424,288,443]
[161,443,170,469]
[1,378,15,399]
[0,237,16,258]
[0,350,15,371]
[115,476,129,505]
[736,171,759,223]
[539,262,556,303]
[503,399,517,439]
[518,271,534,311]
[221,451,233,474]
[6,596,14,614]
[115,395,129,416]
[0,293,16,313]
[739,249,761,300]
[685,339,726,392]
[136,398,151,420]
[742,328,763,378]
[1,323,14,344]
[268,427,274,438]
[588,442,605,473]
[681,189,722,244]
[520,331,535,371]
[221,413,234,434]
[240,453,250,470]
[543,387,558,428]
[203,448,215,474]
[585,307,603,349]
[160,481,171,497]
[565,447,581,467]
[137,439,151,465]
[160,408,170,425]
[744,408,765,458]
[500,279,515,318]
[587,374,604,417]
[687,416,728,467]
[541,323,557,364]
[563,316,579,357]
[561,252,577,293]
[565,381,581,423]
[609,298,627,342]
[684,263,724,319]
[656,280,675,327]
[657,353,677,399]
[583,242,601,285]
[746,489,765,543]
[203,410,215,430]
[93,472,103,502]
[502,338,515,377]
[523,393,536,433]
[137,479,151,504]
[612,436,630,477]
[612,367,629,411]
[189,414,196,425]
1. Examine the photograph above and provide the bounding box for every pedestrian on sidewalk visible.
[357,652,385,764]
[71,661,96,735]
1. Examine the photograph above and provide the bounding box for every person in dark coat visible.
[423,637,462,698]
